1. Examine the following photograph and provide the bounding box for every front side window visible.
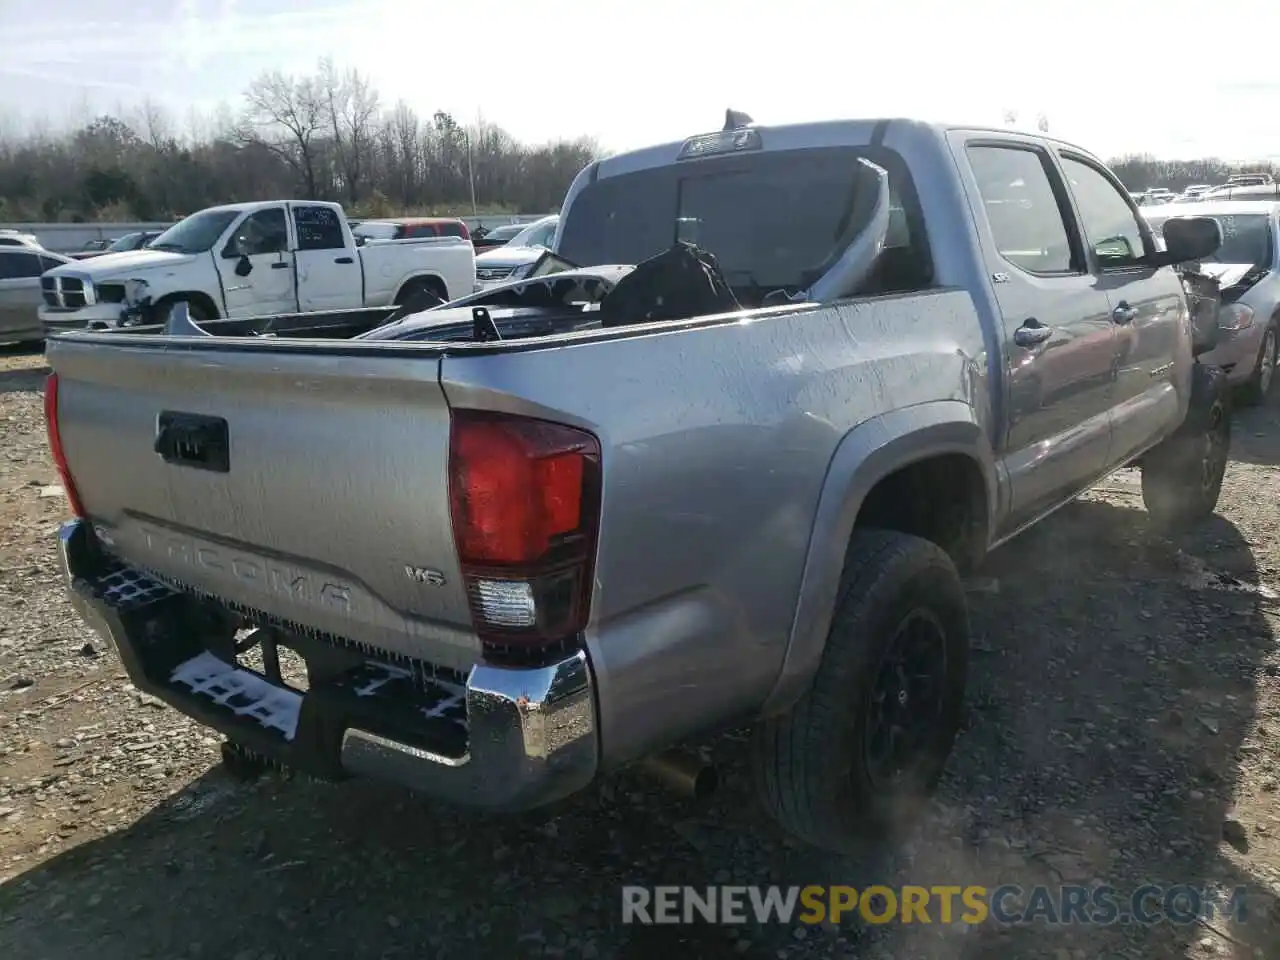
[227,208,288,257]
[1061,155,1149,268]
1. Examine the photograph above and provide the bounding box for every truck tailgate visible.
[47,337,480,672]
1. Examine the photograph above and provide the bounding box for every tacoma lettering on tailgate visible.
[139,526,354,612]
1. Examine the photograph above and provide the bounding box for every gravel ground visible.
[2,342,1280,959]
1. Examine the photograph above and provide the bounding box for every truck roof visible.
[196,200,343,216]
[595,117,1104,179]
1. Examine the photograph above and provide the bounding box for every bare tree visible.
[0,56,598,222]
[240,70,326,198]
[138,97,172,151]
[319,58,380,204]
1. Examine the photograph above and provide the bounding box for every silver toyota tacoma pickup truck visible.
[45,114,1228,853]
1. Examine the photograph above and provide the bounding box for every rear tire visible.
[1238,324,1277,407]
[394,277,447,311]
[751,528,969,854]
[151,296,212,327]
[1141,363,1231,529]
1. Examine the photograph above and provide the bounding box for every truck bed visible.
[87,305,402,340]
[48,332,481,673]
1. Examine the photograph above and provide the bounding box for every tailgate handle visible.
[155,412,230,473]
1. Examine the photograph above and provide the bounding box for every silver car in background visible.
[1143,200,1280,404]
[473,215,560,289]
[0,246,71,343]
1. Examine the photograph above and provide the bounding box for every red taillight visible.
[448,410,601,657]
[43,373,86,518]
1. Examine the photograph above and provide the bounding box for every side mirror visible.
[1150,216,1222,268]
[234,254,253,277]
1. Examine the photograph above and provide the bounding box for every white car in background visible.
[0,229,43,250]
[473,215,559,289]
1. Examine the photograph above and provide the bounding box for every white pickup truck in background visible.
[38,200,475,330]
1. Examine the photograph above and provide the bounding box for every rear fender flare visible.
[759,401,998,717]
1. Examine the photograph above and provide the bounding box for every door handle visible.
[270,262,289,270]
[1013,318,1053,347]
[1112,302,1138,324]
[335,256,354,264]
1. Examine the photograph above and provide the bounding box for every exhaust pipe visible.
[639,750,719,800]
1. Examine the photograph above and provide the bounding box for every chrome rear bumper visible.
[58,518,598,811]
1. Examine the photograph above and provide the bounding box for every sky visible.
[2,0,1280,162]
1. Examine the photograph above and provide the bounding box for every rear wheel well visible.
[854,454,988,573]
[395,274,448,304]
[152,291,219,322]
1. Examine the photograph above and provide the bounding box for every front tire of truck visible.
[751,528,969,855]
[1141,362,1231,530]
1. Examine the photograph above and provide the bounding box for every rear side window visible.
[967,144,1077,275]
[292,205,346,251]
[0,252,43,278]
[38,255,63,272]
[439,222,467,238]
[1059,155,1149,269]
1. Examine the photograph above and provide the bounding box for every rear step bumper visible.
[57,519,598,811]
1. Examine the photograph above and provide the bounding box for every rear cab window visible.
[557,144,934,303]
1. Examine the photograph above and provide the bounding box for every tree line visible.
[1108,155,1278,193]
[0,58,598,224]
[1,66,1273,225]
